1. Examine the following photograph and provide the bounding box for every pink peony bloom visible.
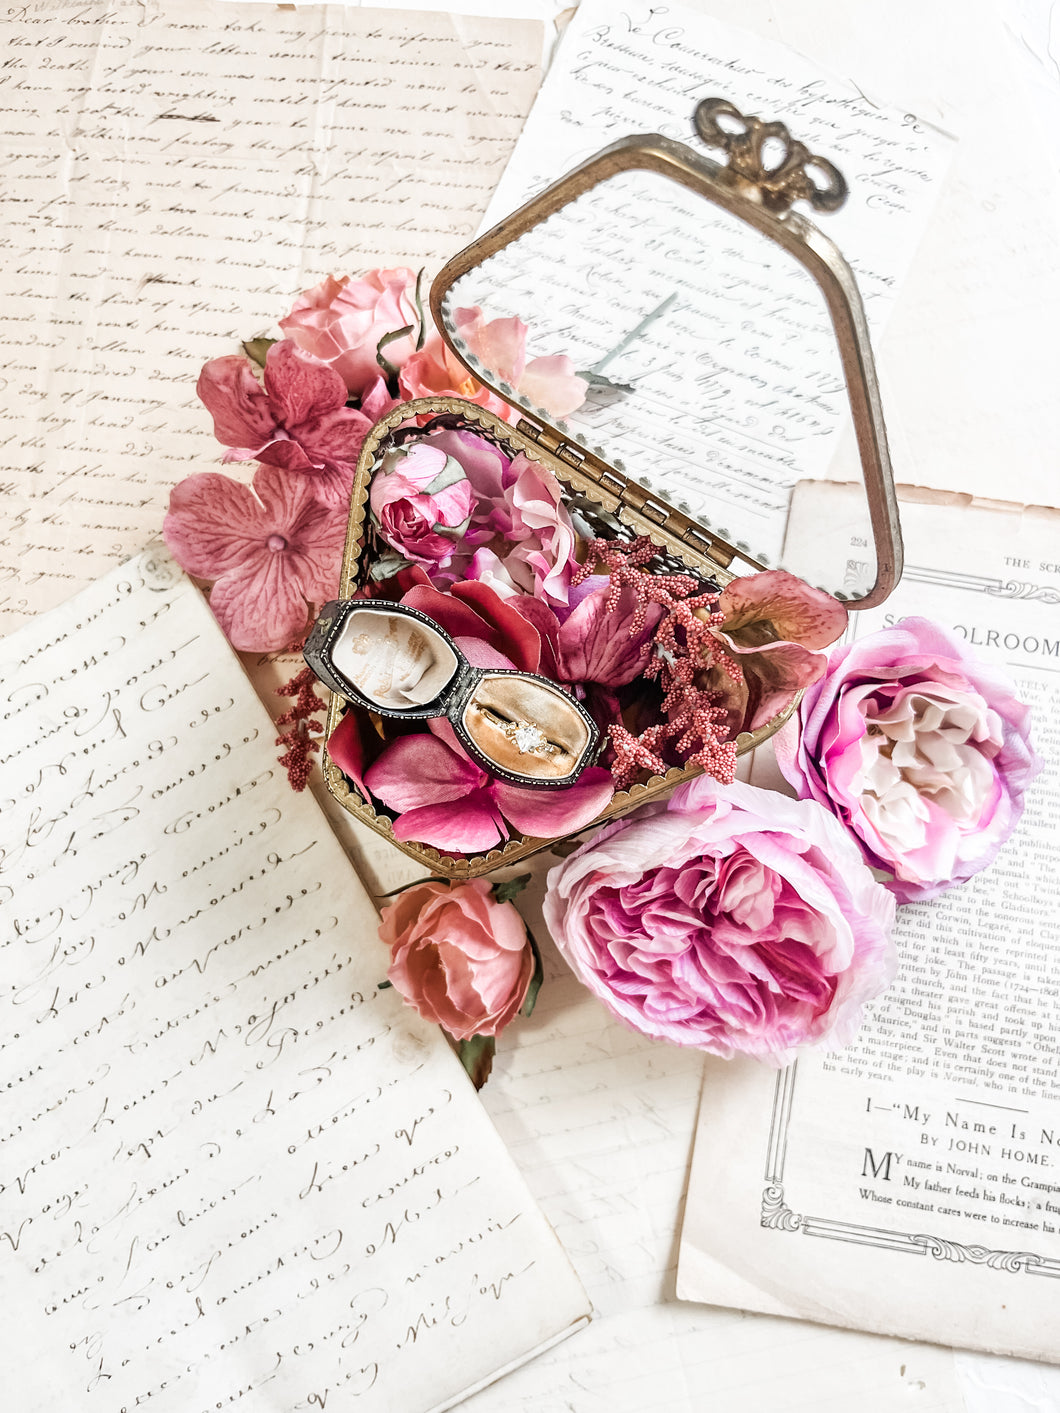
[776,617,1041,902]
[364,731,614,854]
[368,443,474,568]
[379,878,534,1041]
[399,306,588,422]
[197,339,395,507]
[163,462,348,651]
[280,270,419,397]
[697,570,849,734]
[544,777,896,1064]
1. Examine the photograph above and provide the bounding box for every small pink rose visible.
[379,878,534,1040]
[777,616,1041,901]
[368,443,474,568]
[280,270,419,398]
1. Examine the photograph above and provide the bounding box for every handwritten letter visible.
[469,0,952,580]
[0,551,587,1411]
[0,1,542,633]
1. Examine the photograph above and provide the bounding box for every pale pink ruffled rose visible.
[280,270,419,397]
[777,617,1041,902]
[544,778,896,1064]
[379,879,533,1040]
[368,443,474,568]
[399,306,588,421]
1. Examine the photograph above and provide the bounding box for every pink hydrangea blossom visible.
[163,462,347,651]
[368,443,474,568]
[544,777,896,1064]
[399,307,588,421]
[777,616,1041,901]
[197,339,395,507]
[280,270,419,397]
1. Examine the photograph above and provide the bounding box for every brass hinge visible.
[515,419,586,470]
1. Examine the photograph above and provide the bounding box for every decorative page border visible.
[761,1067,1060,1279]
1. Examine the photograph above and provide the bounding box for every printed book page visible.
[0,0,542,635]
[678,487,1060,1361]
[0,548,589,1411]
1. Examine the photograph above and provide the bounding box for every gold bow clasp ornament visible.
[694,97,848,215]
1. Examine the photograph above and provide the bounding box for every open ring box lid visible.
[312,97,903,879]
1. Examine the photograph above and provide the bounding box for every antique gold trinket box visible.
[304,97,903,877]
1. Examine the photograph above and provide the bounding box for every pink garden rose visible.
[401,430,579,607]
[379,879,534,1040]
[368,443,473,568]
[399,306,588,421]
[544,778,896,1064]
[280,270,419,397]
[777,617,1041,902]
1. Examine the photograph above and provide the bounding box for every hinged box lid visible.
[429,98,902,609]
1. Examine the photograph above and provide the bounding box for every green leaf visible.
[368,552,414,582]
[456,1033,496,1090]
[375,323,415,381]
[413,267,427,351]
[377,979,392,989]
[243,337,276,367]
[521,926,544,1020]
[492,873,531,905]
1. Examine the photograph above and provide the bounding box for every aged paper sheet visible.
[469,0,952,582]
[0,0,541,634]
[0,548,588,1410]
[678,489,1060,1361]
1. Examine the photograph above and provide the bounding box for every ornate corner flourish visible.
[761,1183,804,1232]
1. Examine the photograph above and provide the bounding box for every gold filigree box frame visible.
[320,99,902,879]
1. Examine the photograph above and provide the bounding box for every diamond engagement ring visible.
[500,719,557,757]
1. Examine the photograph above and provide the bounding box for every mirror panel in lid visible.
[433,114,901,607]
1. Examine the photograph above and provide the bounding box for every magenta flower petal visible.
[449,580,542,672]
[263,339,350,428]
[494,765,614,838]
[196,355,276,450]
[365,733,488,813]
[557,582,664,687]
[327,711,371,801]
[209,550,309,651]
[719,570,848,651]
[163,472,266,579]
[390,793,508,852]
